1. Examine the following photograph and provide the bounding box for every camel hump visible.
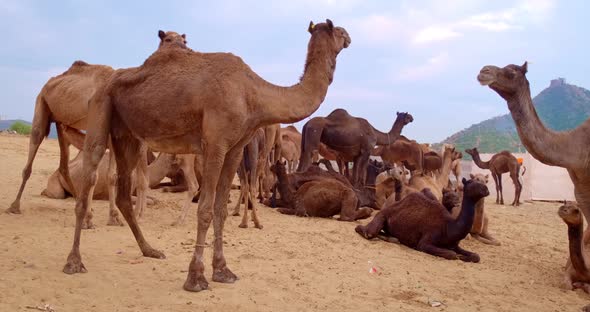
[71,60,89,67]
[326,108,351,119]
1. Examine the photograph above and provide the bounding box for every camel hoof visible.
[255,224,263,230]
[6,202,21,214]
[63,258,87,274]
[82,221,96,230]
[142,248,166,259]
[458,253,480,263]
[107,216,125,227]
[212,267,238,284]
[171,220,184,226]
[238,223,248,229]
[183,274,209,292]
[583,304,590,312]
[354,225,370,239]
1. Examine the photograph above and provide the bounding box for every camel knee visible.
[197,207,214,225]
[21,166,33,180]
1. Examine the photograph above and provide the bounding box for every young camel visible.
[6,30,188,227]
[477,61,590,289]
[372,135,425,175]
[63,20,350,295]
[464,147,522,206]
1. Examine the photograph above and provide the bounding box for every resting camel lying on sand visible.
[355,178,489,262]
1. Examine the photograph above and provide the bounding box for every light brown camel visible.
[5,30,188,227]
[232,128,265,229]
[280,138,299,173]
[451,150,463,187]
[63,20,350,295]
[465,147,522,206]
[450,173,500,245]
[372,135,424,175]
[477,61,590,288]
[407,145,457,201]
[298,110,413,186]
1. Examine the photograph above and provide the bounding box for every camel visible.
[271,161,372,221]
[558,201,590,293]
[232,128,265,229]
[280,138,299,173]
[298,110,413,186]
[62,20,350,294]
[372,135,424,175]
[450,173,500,246]
[5,30,188,227]
[477,61,590,288]
[407,146,457,201]
[450,151,463,187]
[465,147,522,206]
[355,178,489,262]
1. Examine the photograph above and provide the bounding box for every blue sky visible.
[0,0,588,143]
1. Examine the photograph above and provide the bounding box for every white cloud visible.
[412,26,462,44]
[396,52,450,81]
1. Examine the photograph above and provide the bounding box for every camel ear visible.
[308,21,315,34]
[158,30,166,40]
[181,34,186,39]
[283,160,287,166]
[326,19,334,30]
[521,61,528,74]
[396,111,400,115]
[462,177,468,185]
[470,173,475,179]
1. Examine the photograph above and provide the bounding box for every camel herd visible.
[4,19,590,309]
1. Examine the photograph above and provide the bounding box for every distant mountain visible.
[440,78,590,157]
[0,119,57,138]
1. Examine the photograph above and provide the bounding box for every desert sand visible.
[0,133,587,311]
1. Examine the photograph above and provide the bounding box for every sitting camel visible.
[558,201,590,293]
[465,147,522,206]
[298,109,413,186]
[272,161,372,221]
[6,30,188,227]
[450,173,500,246]
[355,178,489,262]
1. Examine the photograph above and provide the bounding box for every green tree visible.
[9,121,32,135]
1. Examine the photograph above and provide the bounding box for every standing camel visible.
[477,62,590,291]
[62,20,350,294]
[298,110,413,186]
[465,147,522,206]
[5,31,188,227]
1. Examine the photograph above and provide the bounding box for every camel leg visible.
[497,173,504,205]
[247,167,263,229]
[106,146,124,226]
[452,245,480,263]
[172,155,198,226]
[355,209,387,239]
[297,123,322,172]
[477,215,501,245]
[233,164,246,217]
[63,93,111,274]
[416,238,458,260]
[7,96,50,214]
[56,123,77,198]
[110,134,164,259]
[491,173,500,204]
[238,166,250,227]
[134,144,149,219]
[339,188,371,221]
[511,170,521,206]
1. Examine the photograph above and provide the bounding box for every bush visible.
[9,121,32,135]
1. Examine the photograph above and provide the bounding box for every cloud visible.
[396,52,450,81]
[412,26,462,44]
[351,14,401,44]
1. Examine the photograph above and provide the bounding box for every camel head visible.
[158,30,188,49]
[452,151,463,160]
[442,187,460,210]
[464,147,478,158]
[477,62,529,101]
[558,201,583,226]
[396,112,414,126]
[469,173,489,185]
[308,19,351,55]
[270,160,287,177]
[462,177,490,199]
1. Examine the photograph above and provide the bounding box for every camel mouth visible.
[477,73,495,86]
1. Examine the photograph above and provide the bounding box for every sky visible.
[0,0,588,143]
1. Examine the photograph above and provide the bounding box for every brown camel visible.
[271,161,372,221]
[450,151,463,187]
[477,61,590,288]
[407,146,457,201]
[355,178,489,262]
[558,201,590,293]
[465,147,522,206]
[280,138,299,173]
[280,125,302,173]
[450,173,500,246]
[372,135,424,175]
[232,128,265,229]
[63,20,350,294]
[298,110,413,186]
[5,30,188,227]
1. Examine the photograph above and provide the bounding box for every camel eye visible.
[165,38,172,42]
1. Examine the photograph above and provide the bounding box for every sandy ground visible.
[0,133,588,312]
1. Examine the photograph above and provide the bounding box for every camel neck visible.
[447,195,478,241]
[507,87,582,168]
[435,150,455,188]
[471,152,490,170]
[567,222,589,275]
[374,117,406,146]
[257,34,337,125]
[147,155,173,188]
[275,170,295,205]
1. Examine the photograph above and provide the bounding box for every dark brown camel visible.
[355,178,489,262]
[465,147,522,206]
[61,19,351,294]
[297,109,413,186]
[558,201,590,294]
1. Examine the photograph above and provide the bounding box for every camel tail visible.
[521,165,526,176]
[243,145,252,173]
